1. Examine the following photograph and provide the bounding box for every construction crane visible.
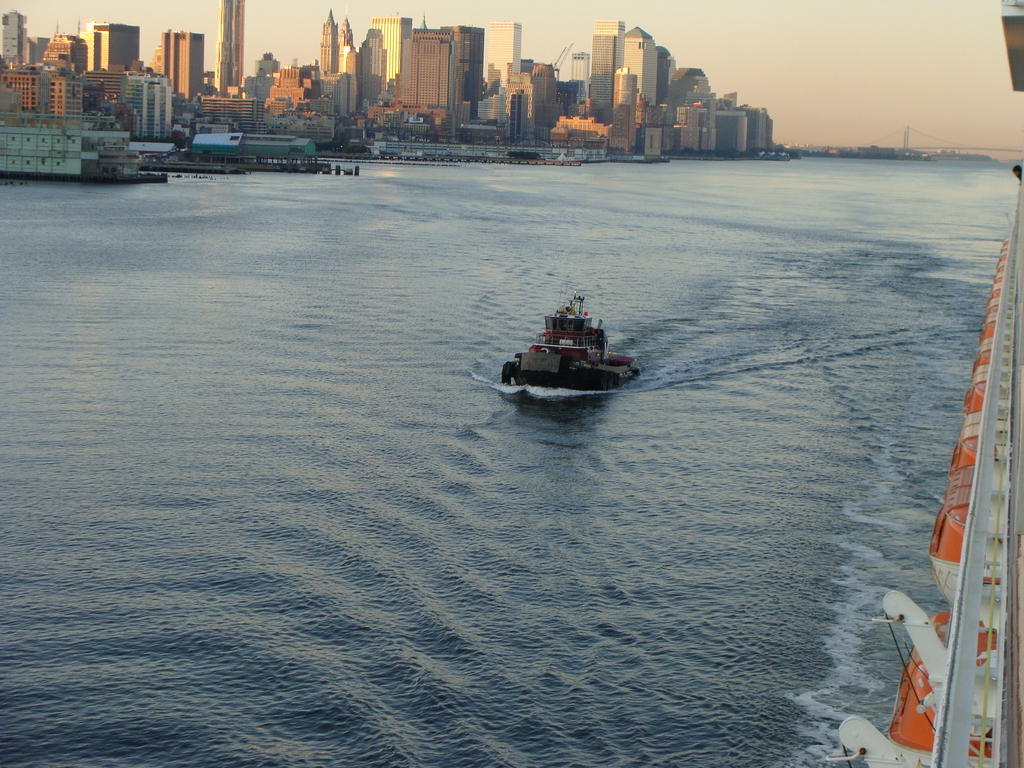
[553,44,573,80]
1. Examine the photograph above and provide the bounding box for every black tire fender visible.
[501,361,517,385]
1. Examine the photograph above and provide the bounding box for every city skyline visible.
[16,0,1024,152]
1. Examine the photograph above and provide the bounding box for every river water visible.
[0,158,1014,767]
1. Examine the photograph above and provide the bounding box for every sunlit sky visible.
[22,0,1024,152]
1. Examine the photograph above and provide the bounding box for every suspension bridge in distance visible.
[865,126,1018,153]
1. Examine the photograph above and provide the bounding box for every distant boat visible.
[501,292,639,391]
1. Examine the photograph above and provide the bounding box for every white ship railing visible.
[828,168,1019,768]
[829,5,1023,763]
[535,333,600,348]
[932,189,1016,768]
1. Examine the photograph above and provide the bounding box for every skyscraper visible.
[160,31,204,99]
[740,106,772,150]
[359,28,386,106]
[655,46,675,105]
[370,15,412,91]
[570,51,590,97]
[82,22,140,71]
[321,10,339,74]
[623,27,656,102]
[339,15,357,75]
[2,10,27,64]
[505,71,532,141]
[320,72,356,116]
[340,15,354,48]
[530,63,560,135]
[441,25,484,121]
[124,73,173,137]
[666,66,711,115]
[590,20,624,112]
[27,37,49,64]
[43,34,89,73]
[610,68,637,153]
[403,28,455,109]
[486,21,521,92]
[216,0,245,94]
[613,67,637,107]
[255,52,279,76]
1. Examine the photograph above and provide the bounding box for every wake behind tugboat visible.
[501,292,640,391]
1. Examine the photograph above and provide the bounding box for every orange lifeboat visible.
[972,346,992,372]
[948,418,979,476]
[930,465,973,563]
[888,613,995,760]
[971,363,990,387]
[888,648,936,753]
[963,381,986,414]
[931,252,1005,600]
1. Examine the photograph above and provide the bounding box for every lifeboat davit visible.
[888,613,996,763]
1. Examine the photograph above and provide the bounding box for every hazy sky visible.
[22,0,1024,152]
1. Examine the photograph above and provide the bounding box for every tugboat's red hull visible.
[502,351,639,391]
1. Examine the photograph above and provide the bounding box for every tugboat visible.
[500,292,640,391]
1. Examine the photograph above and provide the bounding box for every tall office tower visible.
[609,72,637,154]
[338,15,358,79]
[440,25,483,121]
[47,70,84,114]
[359,28,385,105]
[320,72,356,115]
[740,106,772,150]
[531,63,560,135]
[340,15,354,48]
[671,67,709,96]
[613,67,637,107]
[43,34,89,73]
[216,0,245,94]
[714,110,747,152]
[404,28,455,108]
[124,72,173,137]
[666,66,711,116]
[570,50,590,98]
[160,31,204,99]
[486,21,521,92]
[256,52,279,76]
[370,15,412,91]
[505,71,532,140]
[27,37,49,64]
[321,10,339,74]
[623,27,656,101]
[269,65,321,103]
[590,19,624,113]
[655,46,674,104]
[82,22,140,71]
[2,10,27,64]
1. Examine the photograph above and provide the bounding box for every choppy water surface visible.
[0,159,1014,767]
